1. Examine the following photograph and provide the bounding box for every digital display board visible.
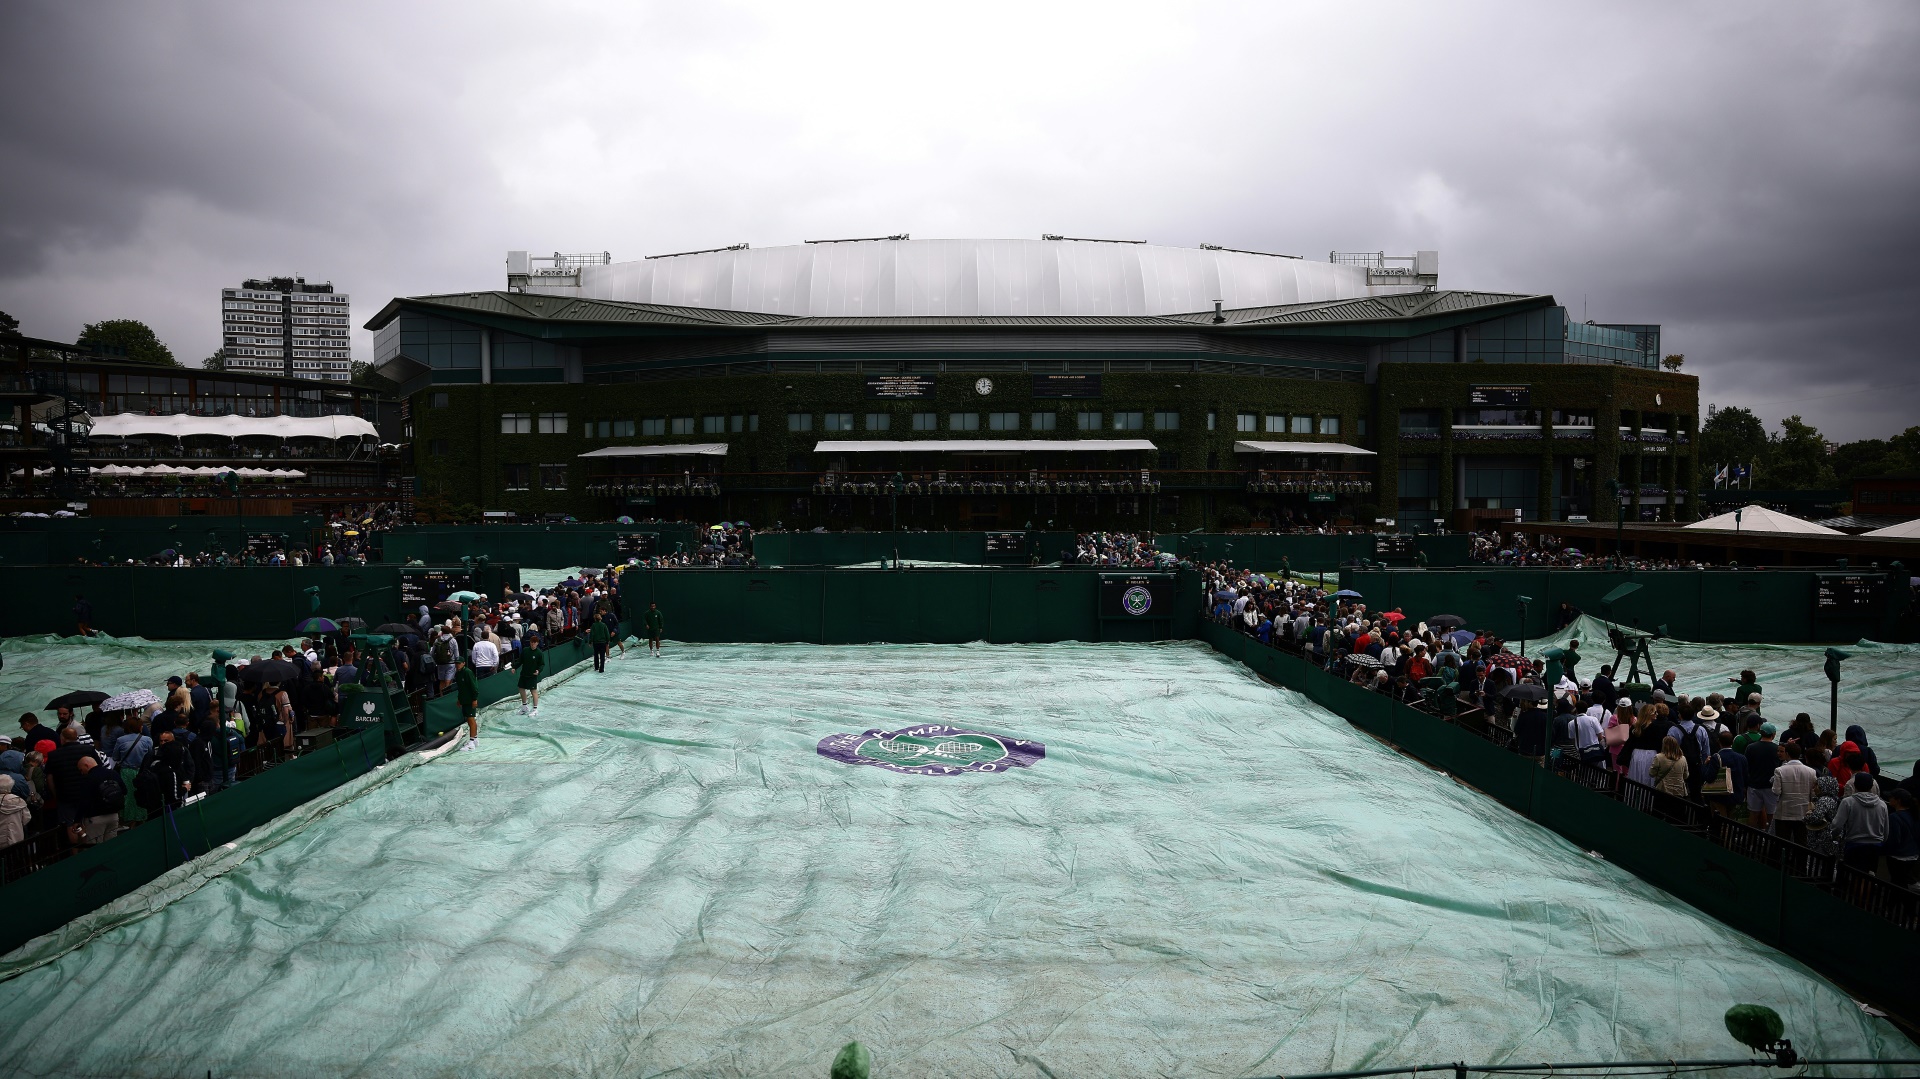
[1815,574,1880,614]
[617,533,658,557]
[865,375,935,399]
[1468,384,1532,406]
[983,531,1027,562]
[1099,573,1174,618]
[1032,373,1103,398]
[400,569,475,609]
[1374,533,1416,555]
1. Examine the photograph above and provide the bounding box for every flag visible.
[1714,464,1729,488]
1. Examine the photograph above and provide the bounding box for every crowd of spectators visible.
[1198,558,1920,890]
[634,523,754,567]
[1068,532,1176,568]
[1470,529,1707,570]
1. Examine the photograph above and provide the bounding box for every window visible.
[1552,409,1595,427]
[1318,416,1341,435]
[1113,412,1144,431]
[589,420,608,438]
[1237,412,1257,433]
[500,412,531,434]
[703,415,726,434]
[1158,451,1180,469]
[539,463,568,489]
[1290,416,1312,434]
[1031,412,1057,431]
[1357,417,1369,437]
[1264,414,1285,433]
[729,413,758,432]
[911,412,937,431]
[537,412,567,434]
[1455,408,1540,427]
[612,419,634,437]
[642,418,666,437]
[1077,411,1102,431]
[1206,410,1217,431]
[950,412,979,431]
[865,413,891,431]
[430,392,450,409]
[428,439,448,457]
[1154,411,1180,431]
[1399,408,1442,433]
[788,413,813,432]
[988,412,1019,431]
[824,413,855,432]
[671,417,695,435]
[502,464,530,490]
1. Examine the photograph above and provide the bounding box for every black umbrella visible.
[503,591,531,602]
[1501,683,1551,703]
[375,623,421,636]
[1427,614,1467,631]
[46,689,110,710]
[432,600,464,613]
[239,659,300,683]
[1345,653,1384,669]
[338,617,368,631]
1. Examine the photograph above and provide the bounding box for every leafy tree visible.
[350,360,395,389]
[1697,404,1768,486]
[1832,427,1920,484]
[1660,353,1685,372]
[201,349,228,371]
[1767,415,1835,490]
[0,309,18,335]
[76,319,178,367]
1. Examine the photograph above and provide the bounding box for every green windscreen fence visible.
[0,641,1908,1075]
[1527,614,1920,773]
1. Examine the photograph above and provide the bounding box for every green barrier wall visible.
[0,563,518,639]
[1197,622,1920,1020]
[377,523,705,567]
[1156,532,1473,570]
[0,516,326,565]
[0,728,386,956]
[1339,567,1887,643]
[749,530,1080,567]
[615,568,1199,644]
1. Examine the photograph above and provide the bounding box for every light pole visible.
[1606,477,1624,567]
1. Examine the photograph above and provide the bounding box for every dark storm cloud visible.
[1,1,1916,436]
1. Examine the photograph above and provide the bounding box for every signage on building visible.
[983,531,1026,562]
[1815,574,1881,614]
[1308,492,1335,502]
[1032,374,1103,398]
[1468,384,1532,406]
[865,375,935,399]
[1374,533,1416,555]
[617,533,658,558]
[400,569,476,608]
[1099,573,1172,618]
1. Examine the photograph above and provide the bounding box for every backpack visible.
[133,766,165,811]
[94,768,127,813]
[433,637,452,665]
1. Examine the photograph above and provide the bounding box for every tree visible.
[1768,415,1835,490]
[1660,353,1685,372]
[0,309,18,335]
[76,319,178,367]
[202,348,228,371]
[350,360,395,389]
[1831,426,1920,485]
[1697,404,1768,487]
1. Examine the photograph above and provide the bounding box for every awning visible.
[89,414,378,440]
[87,464,308,478]
[1233,440,1377,456]
[813,439,1156,454]
[578,443,729,458]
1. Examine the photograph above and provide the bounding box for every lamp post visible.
[1606,477,1624,567]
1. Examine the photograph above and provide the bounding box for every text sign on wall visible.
[1468,385,1532,406]
[865,375,935,399]
[983,531,1026,562]
[1032,374,1103,398]
[617,533,658,557]
[1100,573,1173,618]
[400,569,475,609]
[1815,574,1881,614]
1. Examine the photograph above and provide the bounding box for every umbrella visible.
[1487,651,1528,671]
[99,689,159,712]
[293,616,341,635]
[1346,654,1384,669]
[158,548,177,560]
[448,590,482,602]
[239,659,300,683]
[338,617,367,631]
[1446,629,1477,647]
[344,530,361,537]
[46,689,111,710]
[1501,683,1551,703]
[1381,611,1406,623]
[1563,548,1583,557]
[432,600,465,613]
[616,516,634,525]
[1333,589,1364,600]
[375,623,421,636]
[503,591,531,602]
[1427,614,1467,631]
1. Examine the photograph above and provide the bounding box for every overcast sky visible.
[2,2,1916,437]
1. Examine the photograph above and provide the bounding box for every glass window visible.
[642,418,665,437]
[1357,417,1369,437]
[502,463,530,490]
[1552,409,1595,427]
[1206,410,1217,431]
[1154,411,1179,431]
[1237,412,1257,433]
[672,417,695,435]
[697,415,720,434]
[1077,411,1103,431]
[537,412,567,434]
[865,413,891,431]
[429,392,449,409]
[1319,416,1340,435]
[1290,416,1312,434]
[1399,408,1442,432]
[912,412,937,431]
[788,413,813,432]
[1113,412,1144,431]
[1455,408,1540,426]
[824,413,854,432]
[613,420,635,437]
[730,414,745,433]
[428,439,448,457]
[500,412,531,435]
[1031,412,1057,431]
[1264,414,1285,433]
[950,412,980,431]
[539,463,567,489]
[988,412,1019,431]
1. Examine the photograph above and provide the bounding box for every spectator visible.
[470,634,500,680]
[47,728,101,838]
[72,757,123,846]
[1883,789,1917,889]
[1804,772,1844,857]
[17,713,58,756]
[0,777,27,848]
[1707,730,1747,818]
[1830,773,1888,872]
[1650,736,1689,798]
[1772,744,1817,845]
[1743,724,1781,831]
[1844,724,1880,776]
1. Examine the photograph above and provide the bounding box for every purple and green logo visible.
[816,724,1045,776]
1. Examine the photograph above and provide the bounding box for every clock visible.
[974,377,993,396]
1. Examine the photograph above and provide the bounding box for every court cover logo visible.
[817,724,1045,776]
[1121,585,1154,616]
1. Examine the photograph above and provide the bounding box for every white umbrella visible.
[99,688,160,712]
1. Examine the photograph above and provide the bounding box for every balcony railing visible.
[1246,470,1372,495]
[812,469,1163,496]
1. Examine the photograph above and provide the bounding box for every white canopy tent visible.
[578,443,729,458]
[88,414,378,440]
[1233,440,1377,456]
[1685,504,1843,535]
[812,439,1156,454]
[1862,517,1920,538]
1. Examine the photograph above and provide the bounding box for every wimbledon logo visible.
[1121,584,1154,616]
[817,724,1045,776]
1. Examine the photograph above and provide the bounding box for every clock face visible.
[974,377,993,396]
[1654,393,1662,406]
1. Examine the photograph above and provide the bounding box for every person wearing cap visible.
[1744,722,1782,831]
[1772,741,1816,844]
[1732,713,1765,754]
